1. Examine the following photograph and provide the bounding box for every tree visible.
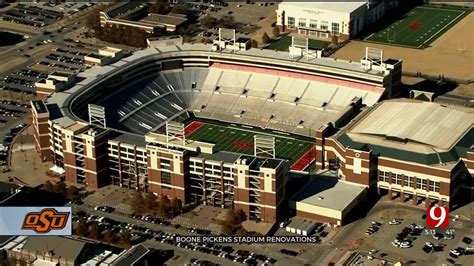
[119,231,132,248]
[233,208,247,224]
[171,4,188,15]
[130,192,145,214]
[158,195,171,217]
[201,15,217,29]
[53,181,67,194]
[148,2,170,15]
[235,227,248,236]
[224,208,237,226]
[144,191,158,212]
[272,26,280,37]
[66,185,80,201]
[42,181,54,192]
[251,39,258,48]
[89,221,101,240]
[103,229,118,243]
[86,11,100,30]
[171,197,182,217]
[221,221,233,235]
[260,32,270,45]
[74,219,89,237]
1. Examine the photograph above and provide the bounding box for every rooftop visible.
[113,244,149,266]
[336,99,474,165]
[50,71,73,78]
[105,2,145,18]
[111,132,147,147]
[22,236,88,262]
[196,151,242,164]
[139,13,187,26]
[86,53,109,60]
[31,100,48,114]
[291,175,366,211]
[279,1,367,14]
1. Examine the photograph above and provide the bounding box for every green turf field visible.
[186,123,313,164]
[267,35,330,51]
[364,5,468,48]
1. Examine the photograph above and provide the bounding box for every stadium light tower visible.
[254,135,275,158]
[218,28,237,51]
[88,104,106,128]
[165,121,186,147]
[363,47,383,71]
[290,36,318,60]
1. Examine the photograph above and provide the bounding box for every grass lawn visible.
[186,122,314,165]
[267,35,330,51]
[364,5,469,48]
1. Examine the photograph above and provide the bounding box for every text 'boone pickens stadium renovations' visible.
[30,43,473,226]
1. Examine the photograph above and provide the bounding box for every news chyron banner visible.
[0,207,72,236]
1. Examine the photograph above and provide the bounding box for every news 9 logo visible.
[426,206,449,228]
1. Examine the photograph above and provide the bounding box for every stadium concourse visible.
[31,43,403,224]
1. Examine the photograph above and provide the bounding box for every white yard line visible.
[418,10,466,47]
[364,33,375,41]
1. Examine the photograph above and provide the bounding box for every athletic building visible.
[30,44,403,224]
[276,1,399,41]
[315,99,474,208]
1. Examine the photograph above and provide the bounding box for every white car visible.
[369,249,378,255]
[391,241,400,247]
[400,243,411,248]
[444,234,455,240]
[450,249,462,256]
[425,242,434,248]
[389,219,401,225]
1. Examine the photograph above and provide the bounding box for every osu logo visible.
[22,208,69,233]
[426,206,449,229]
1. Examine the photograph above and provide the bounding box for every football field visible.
[185,121,315,171]
[364,5,468,48]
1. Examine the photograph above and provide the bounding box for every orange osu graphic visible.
[22,208,69,233]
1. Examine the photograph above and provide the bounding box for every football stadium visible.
[31,43,406,224]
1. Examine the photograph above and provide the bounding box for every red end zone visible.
[184,121,205,136]
[290,146,316,171]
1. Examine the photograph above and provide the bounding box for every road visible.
[0,3,106,75]
[72,203,313,265]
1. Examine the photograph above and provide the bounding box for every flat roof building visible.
[99,3,187,34]
[315,99,474,208]
[276,1,399,41]
[290,175,367,226]
[147,35,183,48]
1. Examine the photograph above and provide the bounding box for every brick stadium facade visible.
[29,45,406,224]
[314,101,473,208]
[31,99,287,222]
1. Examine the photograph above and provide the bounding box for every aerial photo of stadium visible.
[31,43,402,223]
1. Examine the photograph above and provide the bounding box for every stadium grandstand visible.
[31,43,403,223]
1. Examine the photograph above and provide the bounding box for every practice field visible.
[364,5,468,48]
[185,121,315,171]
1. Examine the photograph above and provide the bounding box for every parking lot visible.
[0,2,96,29]
[327,198,474,265]
[73,205,282,266]
[37,45,88,72]
[0,68,47,94]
